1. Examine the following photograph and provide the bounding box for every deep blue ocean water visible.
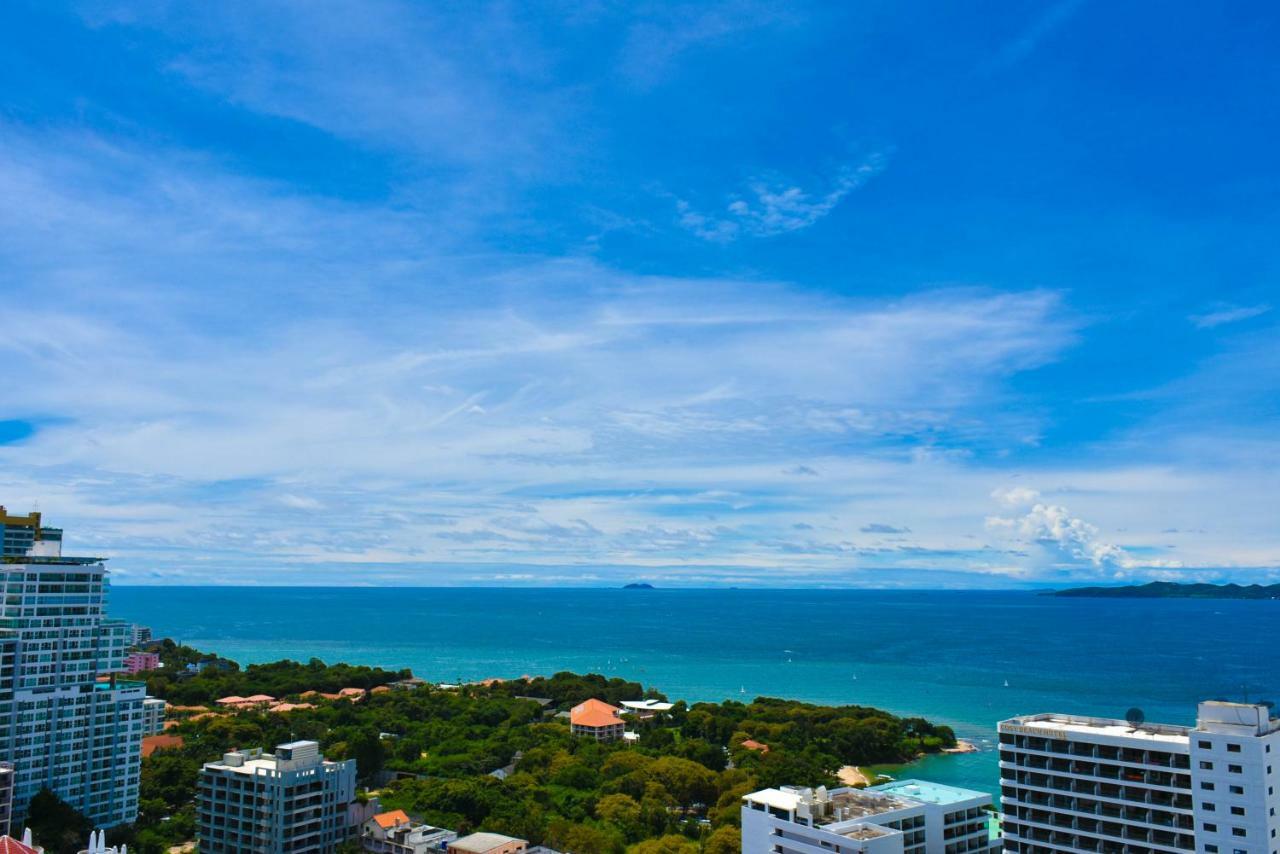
[108,587,1280,798]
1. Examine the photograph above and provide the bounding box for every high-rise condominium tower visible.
[0,508,142,827]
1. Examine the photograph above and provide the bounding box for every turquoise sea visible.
[109,587,1280,798]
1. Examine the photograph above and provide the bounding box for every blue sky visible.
[1,1,1277,586]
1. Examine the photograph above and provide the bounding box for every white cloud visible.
[676,153,888,241]
[986,487,1183,577]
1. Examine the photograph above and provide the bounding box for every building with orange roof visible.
[740,739,770,754]
[215,695,247,706]
[268,702,316,713]
[141,734,185,758]
[569,699,625,742]
[371,685,392,694]
[0,835,41,854]
[338,687,367,699]
[360,809,459,853]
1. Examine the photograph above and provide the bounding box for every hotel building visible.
[742,779,1001,854]
[0,510,143,827]
[999,700,1280,854]
[197,740,356,853]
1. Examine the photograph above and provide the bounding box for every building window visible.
[1203,782,1216,790]
[1228,744,1242,753]
[1232,828,1247,838]
[1230,785,1244,795]
[1206,824,1219,833]
[1204,846,1217,853]
[1204,803,1217,811]
[1229,765,1243,773]
[1231,807,1245,816]
[1203,761,1216,770]
[1201,740,1213,749]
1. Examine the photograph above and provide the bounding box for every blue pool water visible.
[108,586,1280,797]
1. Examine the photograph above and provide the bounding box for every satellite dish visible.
[1125,707,1146,730]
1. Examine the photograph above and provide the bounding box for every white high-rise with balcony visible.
[0,510,142,828]
[999,700,1280,854]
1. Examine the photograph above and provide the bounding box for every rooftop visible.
[869,779,992,806]
[451,832,525,852]
[570,698,622,728]
[1001,712,1191,745]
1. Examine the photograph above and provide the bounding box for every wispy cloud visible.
[1189,304,1271,329]
[677,153,888,241]
[988,0,1087,71]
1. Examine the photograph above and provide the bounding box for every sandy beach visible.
[943,738,979,754]
[837,765,871,786]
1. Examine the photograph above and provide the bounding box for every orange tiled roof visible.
[0,836,40,854]
[740,739,770,753]
[215,695,246,705]
[374,809,412,829]
[142,734,185,757]
[371,685,391,694]
[243,694,276,703]
[269,702,316,713]
[338,687,366,696]
[570,698,622,728]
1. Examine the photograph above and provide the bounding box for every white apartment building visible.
[141,697,166,736]
[0,511,143,828]
[197,740,357,853]
[999,700,1280,854]
[0,761,12,836]
[742,780,1001,854]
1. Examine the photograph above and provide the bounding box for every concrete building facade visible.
[0,511,142,828]
[197,740,356,853]
[742,780,1001,854]
[999,700,1280,854]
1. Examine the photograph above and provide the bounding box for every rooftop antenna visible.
[1125,707,1146,732]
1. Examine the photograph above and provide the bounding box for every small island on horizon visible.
[1048,581,1280,600]
[622,581,655,589]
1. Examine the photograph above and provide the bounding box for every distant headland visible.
[1048,581,1280,600]
[622,582,655,589]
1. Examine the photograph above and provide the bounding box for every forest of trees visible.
[80,645,956,854]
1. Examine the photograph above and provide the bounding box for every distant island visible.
[1049,581,1280,600]
[622,582,655,589]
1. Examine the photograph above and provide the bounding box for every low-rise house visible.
[123,651,161,674]
[339,687,367,700]
[569,699,625,742]
[361,810,457,854]
[448,833,527,854]
[0,831,41,854]
[620,699,674,719]
[739,739,770,754]
[268,702,316,713]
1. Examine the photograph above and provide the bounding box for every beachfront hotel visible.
[741,779,1001,854]
[197,740,356,853]
[0,508,143,827]
[999,700,1280,854]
